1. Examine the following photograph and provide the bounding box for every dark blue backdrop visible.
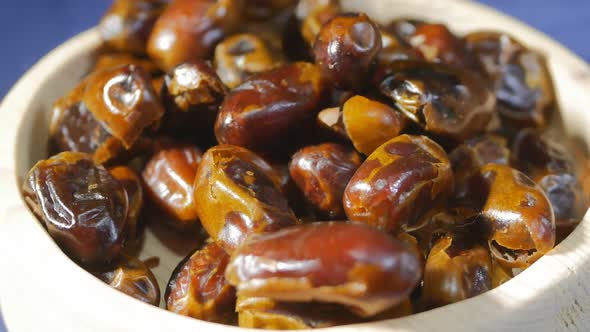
[0,1,589,331]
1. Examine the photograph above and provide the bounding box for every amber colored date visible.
[289,143,362,219]
[193,145,298,252]
[142,141,202,229]
[96,254,160,306]
[422,234,492,308]
[83,64,165,148]
[477,164,555,268]
[344,134,453,232]
[166,242,236,323]
[341,95,407,155]
[225,222,422,317]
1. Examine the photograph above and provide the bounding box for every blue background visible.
[0,1,588,331]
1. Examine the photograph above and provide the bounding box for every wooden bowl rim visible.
[1,1,589,331]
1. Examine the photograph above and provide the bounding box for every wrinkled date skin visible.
[142,142,202,228]
[214,33,282,89]
[215,62,325,153]
[289,143,362,219]
[166,242,236,323]
[512,129,588,227]
[193,145,298,252]
[477,164,555,268]
[237,297,362,329]
[99,0,169,55]
[313,13,382,90]
[344,135,454,233]
[96,255,160,305]
[83,64,165,148]
[160,61,227,136]
[422,234,492,308]
[147,0,242,71]
[342,95,407,155]
[22,152,128,266]
[225,222,422,317]
[464,31,555,128]
[109,166,144,242]
[379,60,496,142]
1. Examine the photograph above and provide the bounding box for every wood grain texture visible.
[0,1,589,331]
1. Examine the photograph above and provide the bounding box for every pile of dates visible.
[22,0,590,329]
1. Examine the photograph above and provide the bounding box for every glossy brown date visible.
[343,135,453,232]
[83,64,165,148]
[215,62,325,153]
[341,95,407,155]
[166,242,236,323]
[289,143,362,219]
[379,60,496,142]
[99,0,169,55]
[142,141,202,229]
[96,254,160,305]
[109,166,143,242]
[193,145,298,252]
[160,61,227,136]
[22,152,128,266]
[214,33,282,89]
[225,222,422,317]
[422,234,492,308]
[464,31,555,128]
[477,164,555,268]
[147,0,242,71]
[313,13,382,90]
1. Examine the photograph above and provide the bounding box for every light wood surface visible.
[1,1,589,331]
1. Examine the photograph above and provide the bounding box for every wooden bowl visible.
[1,0,589,331]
